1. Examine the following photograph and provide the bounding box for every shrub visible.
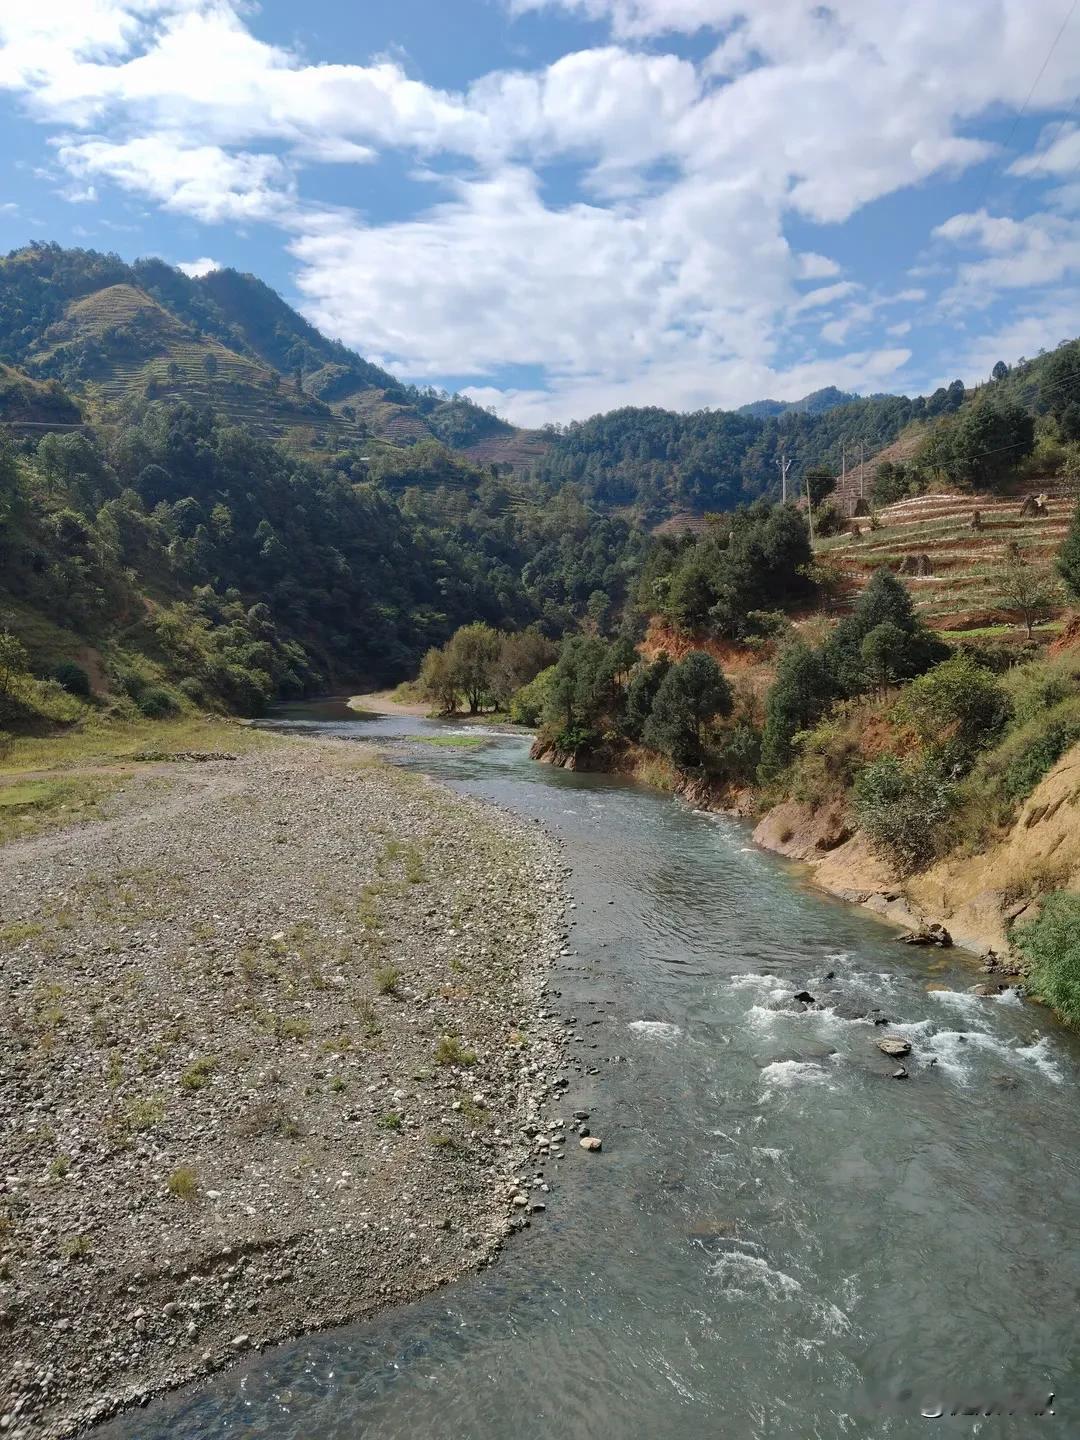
[180,1056,216,1092]
[1001,715,1080,802]
[177,675,206,705]
[896,655,1010,765]
[167,1165,199,1200]
[374,965,401,995]
[137,686,177,719]
[1014,893,1080,1031]
[52,661,91,697]
[435,1035,476,1067]
[853,754,958,874]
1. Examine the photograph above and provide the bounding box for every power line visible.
[967,0,1079,220]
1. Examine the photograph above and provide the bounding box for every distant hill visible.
[0,244,541,464]
[738,385,859,419]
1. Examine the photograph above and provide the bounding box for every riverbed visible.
[100,700,1080,1438]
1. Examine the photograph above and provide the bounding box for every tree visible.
[0,629,29,692]
[445,622,500,714]
[805,464,836,508]
[542,634,616,742]
[202,352,219,379]
[1058,500,1080,601]
[624,653,671,740]
[759,642,836,779]
[952,398,1035,488]
[642,651,732,768]
[418,646,457,715]
[489,627,558,709]
[825,566,947,696]
[998,545,1055,639]
[991,360,1009,382]
[860,621,907,698]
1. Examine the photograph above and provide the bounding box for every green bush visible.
[1001,714,1080,802]
[177,675,206,705]
[137,686,177,719]
[853,754,958,874]
[1014,893,1080,1031]
[896,655,1010,765]
[510,665,555,726]
[52,661,91,697]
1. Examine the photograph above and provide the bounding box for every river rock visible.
[898,923,952,947]
[877,1037,911,1057]
[579,1136,602,1152]
[792,991,816,1004]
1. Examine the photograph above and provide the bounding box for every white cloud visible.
[176,254,219,277]
[55,134,294,222]
[1010,122,1080,178]
[0,0,1077,420]
[934,207,1080,301]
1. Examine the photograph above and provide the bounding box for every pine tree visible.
[642,651,732,767]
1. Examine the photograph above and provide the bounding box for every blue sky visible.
[1,0,1078,425]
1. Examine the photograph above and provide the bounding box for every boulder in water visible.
[792,990,816,1004]
[877,1036,911,1057]
[898,923,951,947]
[580,1136,602,1152]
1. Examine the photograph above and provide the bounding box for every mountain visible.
[737,385,859,419]
[0,244,544,465]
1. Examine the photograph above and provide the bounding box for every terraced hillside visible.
[460,427,551,471]
[24,283,368,452]
[819,485,1073,632]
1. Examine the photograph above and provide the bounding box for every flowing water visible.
[103,701,1080,1437]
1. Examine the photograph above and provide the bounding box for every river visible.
[100,700,1080,1437]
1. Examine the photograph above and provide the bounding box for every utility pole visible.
[859,441,866,499]
[778,451,792,504]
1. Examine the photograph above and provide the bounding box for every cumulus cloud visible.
[934,208,1080,301]
[176,254,219,277]
[0,0,1077,419]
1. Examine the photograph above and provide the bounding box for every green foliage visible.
[642,651,732,768]
[853,754,958,874]
[918,397,1035,489]
[1058,500,1080,601]
[804,464,836,507]
[896,655,1010,765]
[136,686,178,719]
[0,630,29,691]
[1014,892,1080,1031]
[543,633,621,747]
[997,545,1056,638]
[509,664,556,726]
[759,642,837,780]
[51,661,91,697]
[825,567,947,696]
[623,653,672,741]
[1001,715,1080,802]
[418,646,457,715]
[537,390,925,519]
[860,622,908,696]
[661,501,815,636]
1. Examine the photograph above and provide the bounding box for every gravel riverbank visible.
[0,735,570,1438]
